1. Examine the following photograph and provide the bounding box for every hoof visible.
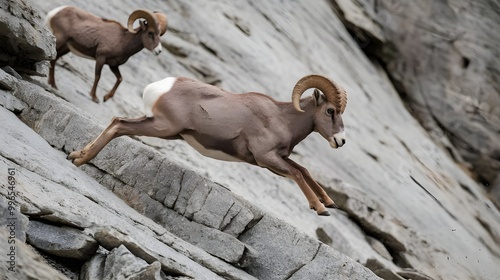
[92,97,99,103]
[67,151,80,160]
[72,158,85,167]
[325,202,338,209]
[67,151,86,166]
[318,210,330,216]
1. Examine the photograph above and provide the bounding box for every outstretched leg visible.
[287,159,337,208]
[103,66,122,102]
[68,116,179,166]
[256,153,329,216]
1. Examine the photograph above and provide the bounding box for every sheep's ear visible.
[313,89,324,106]
[139,20,147,31]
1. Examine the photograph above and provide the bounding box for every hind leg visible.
[68,116,180,166]
[48,44,70,89]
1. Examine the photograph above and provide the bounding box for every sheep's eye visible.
[326,108,335,115]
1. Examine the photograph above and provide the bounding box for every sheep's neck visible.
[122,32,146,57]
[279,100,315,150]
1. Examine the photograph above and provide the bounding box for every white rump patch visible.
[45,6,68,32]
[143,77,176,117]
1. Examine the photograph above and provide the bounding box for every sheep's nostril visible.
[342,139,346,145]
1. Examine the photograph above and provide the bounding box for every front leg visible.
[103,66,122,102]
[286,159,337,208]
[255,153,330,216]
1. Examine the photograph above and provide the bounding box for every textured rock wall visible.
[1,0,499,280]
[0,0,54,75]
[331,0,500,203]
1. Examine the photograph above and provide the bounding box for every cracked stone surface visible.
[1,0,500,279]
[26,220,99,260]
[102,245,164,280]
[331,0,500,203]
[1,75,374,278]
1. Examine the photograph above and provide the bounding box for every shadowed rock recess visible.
[1,0,499,280]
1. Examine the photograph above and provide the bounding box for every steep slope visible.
[1,0,499,279]
[331,0,500,204]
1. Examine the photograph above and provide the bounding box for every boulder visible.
[80,253,106,280]
[26,220,98,260]
[0,229,69,280]
[102,245,163,280]
[0,0,55,76]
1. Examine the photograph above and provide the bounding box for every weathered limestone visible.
[240,215,377,280]
[1,66,378,279]
[26,220,98,260]
[332,0,500,198]
[0,228,69,280]
[0,0,55,76]
[80,253,106,280]
[102,245,164,280]
[0,196,29,243]
[1,0,500,279]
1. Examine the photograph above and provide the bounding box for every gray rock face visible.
[0,0,55,76]
[0,102,242,280]
[80,253,106,280]
[26,220,98,260]
[240,215,377,280]
[1,0,500,280]
[103,245,163,280]
[332,0,500,195]
[0,228,69,280]
[1,66,376,279]
[0,195,29,243]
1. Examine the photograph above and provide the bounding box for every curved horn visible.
[153,12,168,36]
[292,74,347,113]
[127,9,158,34]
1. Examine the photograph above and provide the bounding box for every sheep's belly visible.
[67,42,95,60]
[180,133,243,162]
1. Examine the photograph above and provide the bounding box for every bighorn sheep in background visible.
[69,75,348,215]
[45,6,168,103]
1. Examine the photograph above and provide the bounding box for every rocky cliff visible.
[1,0,499,280]
[331,0,500,205]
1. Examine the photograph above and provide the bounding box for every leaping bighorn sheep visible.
[69,75,348,215]
[45,6,168,103]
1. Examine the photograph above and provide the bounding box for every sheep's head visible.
[292,75,347,149]
[127,9,168,55]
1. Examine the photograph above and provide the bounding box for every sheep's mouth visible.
[329,140,340,149]
[153,43,162,55]
[329,132,346,149]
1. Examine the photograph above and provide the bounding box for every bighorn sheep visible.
[69,75,348,215]
[45,6,168,103]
